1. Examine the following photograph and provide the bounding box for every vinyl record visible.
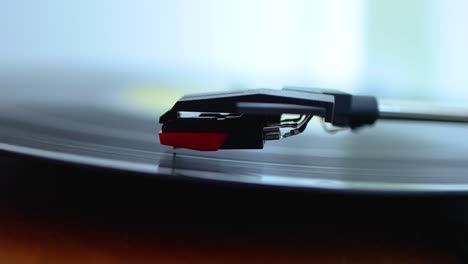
[2,69,468,194]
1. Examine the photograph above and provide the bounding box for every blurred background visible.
[1,0,468,113]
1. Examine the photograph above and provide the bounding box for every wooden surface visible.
[0,155,463,264]
[0,212,459,264]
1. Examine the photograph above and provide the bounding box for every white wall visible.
[1,0,365,90]
[438,0,468,103]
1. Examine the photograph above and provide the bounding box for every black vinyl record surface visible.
[2,69,468,194]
